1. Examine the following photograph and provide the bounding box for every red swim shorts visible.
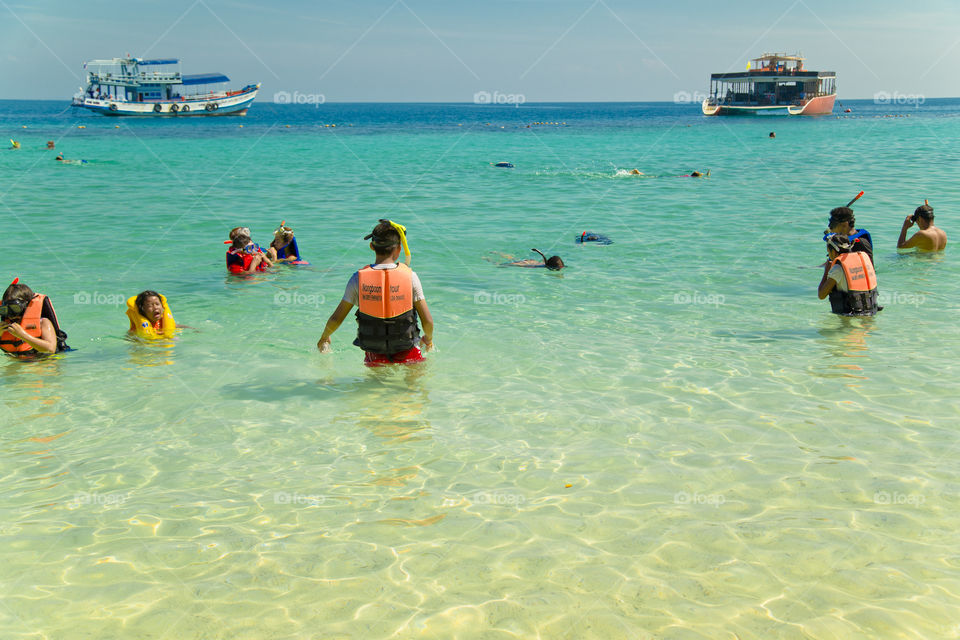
[363,346,424,367]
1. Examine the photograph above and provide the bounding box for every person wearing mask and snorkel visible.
[317,220,434,366]
[502,248,565,270]
[0,278,69,355]
[818,234,881,316]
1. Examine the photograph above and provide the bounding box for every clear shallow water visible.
[2,99,960,639]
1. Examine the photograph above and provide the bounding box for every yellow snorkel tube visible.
[384,219,411,265]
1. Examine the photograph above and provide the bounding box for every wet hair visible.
[365,221,401,254]
[229,227,250,241]
[271,228,294,249]
[545,256,565,270]
[2,283,34,305]
[829,207,855,228]
[231,234,252,251]
[135,290,162,317]
[826,234,853,254]
[914,204,934,222]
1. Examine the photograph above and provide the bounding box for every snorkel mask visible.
[824,233,853,254]
[1,278,27,321]
[0,300,27,321]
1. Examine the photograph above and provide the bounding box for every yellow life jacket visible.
[126,294,176,338]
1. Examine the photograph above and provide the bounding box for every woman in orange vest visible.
[317,220,434,366]
[817,234,881,316]
[0,279,69,354]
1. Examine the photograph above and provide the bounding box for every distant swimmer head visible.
[229,227,252,242]
[912,203,934,223]
[135,290,164,323]
[825,233,853,255]
[828,207,855,232]
[46,141,55,149]
[1,280,34,321]
[769,132,776,138]
[55,153,63,161]
[364,220,403,255]
[532,248,564,270]
[493,162,514,168]
[230,233,252,252]
[273,221,294,243]
[629,169,643,175]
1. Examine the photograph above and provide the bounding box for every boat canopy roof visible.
[752,52,804,64]
[182,73,230,85]
[138,58,179,65]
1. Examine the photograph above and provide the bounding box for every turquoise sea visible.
[2,99,960,639]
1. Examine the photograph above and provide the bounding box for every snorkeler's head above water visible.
[532,248,564,270]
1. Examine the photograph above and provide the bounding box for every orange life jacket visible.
[353,264,420,354]
[828,252,880,315]
[0,294,68,354]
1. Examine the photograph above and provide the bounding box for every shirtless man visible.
[898,204,947,252]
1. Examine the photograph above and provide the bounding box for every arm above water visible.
[818,263,838,300]
[317,300,354,352]
[414,299,434,352]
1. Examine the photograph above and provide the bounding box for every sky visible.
[1,0,958,102]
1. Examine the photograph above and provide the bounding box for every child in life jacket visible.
[269,222,303,263]
[317,220,434,366]
[0,279,69,354]
[818,234,881,316]
[226,233,269,274]
[227,227,273,268]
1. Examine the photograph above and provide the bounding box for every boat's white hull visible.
[701,94,836,116]
[73,85,258,116]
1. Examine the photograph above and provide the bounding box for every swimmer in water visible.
[629,169,643,175]
[898,203,947,252]
[689,169,710,178]
[576,231,613,245]
[501,248,564,270]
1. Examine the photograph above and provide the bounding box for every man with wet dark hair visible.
[898,204,947,251]
[827,206,873,259]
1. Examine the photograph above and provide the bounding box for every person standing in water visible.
[898,203,947,252]
[826,206,873,260]
[317,220,434,365]
[818,234,880,316]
